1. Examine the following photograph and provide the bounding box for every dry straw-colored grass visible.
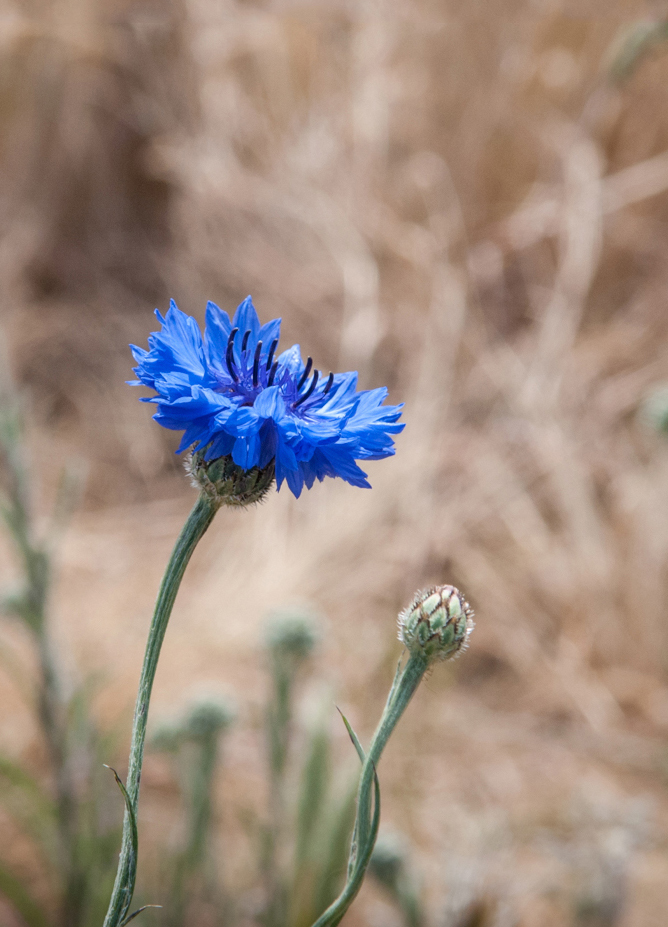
[3,1,668,924]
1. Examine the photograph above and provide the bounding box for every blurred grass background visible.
[3,1,668,924]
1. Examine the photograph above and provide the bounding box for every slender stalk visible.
[261,612,317,927]
[1,403,82,926]
[35,626,83,927]
[355,654,427,852]
[103,493,219,927]
[310,652,428,927]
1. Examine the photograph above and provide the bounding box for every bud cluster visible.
[398,585,474,663]
[187,450,275,507]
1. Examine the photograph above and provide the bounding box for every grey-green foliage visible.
[607,19,668,84]
[289,716,358,927]
[640,385,668,435]
[263,607,319,927]
[0,394,458,927]
[369,831,423,927]
[261,614,436,927]
[265,607,320,787]
[311,650,441,927]
[261,607,366,927]
[0,394,119,927]
[150,694,236,927]
[145,615,357,927]
[103,493,220,927]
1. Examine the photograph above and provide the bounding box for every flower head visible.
[130,297,404,499]
[398,585,474,663]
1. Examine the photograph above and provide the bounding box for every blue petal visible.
[258,422,278,468]
[284,466,305,497]
[317,444,371,487]
[225,407,261,439]
[275,431,299,472]
[253,385,284,419]
[258,318,282,354]
[205,431,235,460]
[229,296,263,367]
[232,431,262,468]
[232,296,261,341]
[152,386,230,421]
[275,344,303,383]
[174,417,218,453]
[204,301,233,372]
[133,301,206,390]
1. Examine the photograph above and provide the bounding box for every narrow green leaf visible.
[121,904,162,925]
[335,708,365,763]
[336,709,365,879]
[309,765,380,927]
[104,765,139,923]
[311,782,358,918]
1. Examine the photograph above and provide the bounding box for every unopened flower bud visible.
[184,695,236,741]
[369,832,407,889]
[265,607,319,662]
[187,450,275,507]
[398,585,474,662]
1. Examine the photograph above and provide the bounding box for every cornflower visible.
[103,296,404,927]
[130,296,404,499]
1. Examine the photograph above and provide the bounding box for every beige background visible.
[3,2,668,925]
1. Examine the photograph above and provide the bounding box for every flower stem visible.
[103,493,219,927]
[310,652,428,927]
[355,653,427,851]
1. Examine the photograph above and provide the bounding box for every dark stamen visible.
[294,369,319,407]
[252,340,263,387]
[267,361,279,387]
[241,329,251,352]
[297,357,313,392]
[266,339,279,371]
[322,372,334,396]
[226,328,239,382]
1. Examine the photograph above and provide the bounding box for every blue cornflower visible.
[130,296,404,498]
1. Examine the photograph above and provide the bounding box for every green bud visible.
[369,832,407,889]
[187,450,275,507]
[265,607,319,662]
[398,585,473,663]
[184,695,236,741]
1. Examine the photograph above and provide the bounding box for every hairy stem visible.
[103,493,219,927]
[355,653,427,851]
[310,652,428,927]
